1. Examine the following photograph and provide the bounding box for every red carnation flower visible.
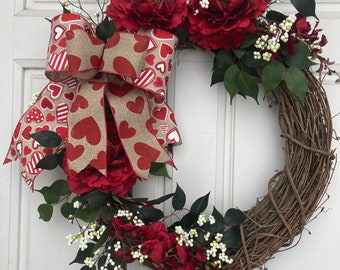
[106,0,188,32]
[185,0,269,51]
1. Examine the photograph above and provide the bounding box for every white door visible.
[1,1,340,269]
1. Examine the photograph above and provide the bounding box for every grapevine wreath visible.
[4,0,339,269]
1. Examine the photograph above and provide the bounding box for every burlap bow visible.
[4,13,181,188]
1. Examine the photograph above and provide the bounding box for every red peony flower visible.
[63,110,138,196]
[106,0,188,32]
[185,0,269,51]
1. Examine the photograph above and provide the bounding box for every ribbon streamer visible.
[4,13,181,189]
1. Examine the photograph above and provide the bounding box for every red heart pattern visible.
[127,96,145,114]
[134,142,161,170]
[71,116,101,145]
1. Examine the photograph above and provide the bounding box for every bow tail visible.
[106,81,174,180]
[4,78,77,189]
[66,79,108,176]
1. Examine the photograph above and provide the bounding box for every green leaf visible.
[214,49,233,70]
[60,202,75,219]
[96,16,116,42]
[291,0,317,19]
[284,67,308,102]
[238,34,258,49]
[37,186,60,204]
[211,68,225,86]
[284,42,315,69]
[266,10,287,22]
[180,212,198,228]
[172,183,186,210]
[222,227,243,249]
[35,154,60,170]
[237,70,259,103]
[224,64,241,103]
[147,193,174,205]
[70,243,96,264]
[232,49,245,59]
[92,226,110,254]
[209,207,225,233]
[76,207,101,223]
[82,190,111,206]
[38,203,53,222]
[138,207,164,222]
[190,192,210,216]
[99,205,115,221]
[224,208,246,226]
[261,61,285,95]
[29,130,62,148]
[241,51,267,69]
[50,179,71,196]
[149,162,171,178]
[81,266,96,270]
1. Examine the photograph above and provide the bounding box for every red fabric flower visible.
[63,110,138,196]
[185,0,269,51]
[106,0,188,32]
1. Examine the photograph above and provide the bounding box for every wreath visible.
[4,0,338,269]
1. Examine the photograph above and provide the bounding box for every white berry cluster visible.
[28,92,40,107]
[96,243,123,270]
[131,245,149,264]
[175,226,198,247]
[206,233,233,268]
[116,209,145,226]
[66,222,106,251]
[254,14,297,61]
[197,213,216,226]
[186,0,210,16]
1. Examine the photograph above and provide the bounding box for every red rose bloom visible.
[106,0,188,32]
[185,0,269,50]
[63,113,138,196]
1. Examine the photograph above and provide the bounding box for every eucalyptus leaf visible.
[224,208,246,226]
[37,186,60,204]
[189,192,210,216]
[284,67,308,102]
[38,203,53,222]
[60,202,75,219]
[50,179,71,196]
[222,227,243,249]
[29,130,62,148]
[172,183,186,210]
